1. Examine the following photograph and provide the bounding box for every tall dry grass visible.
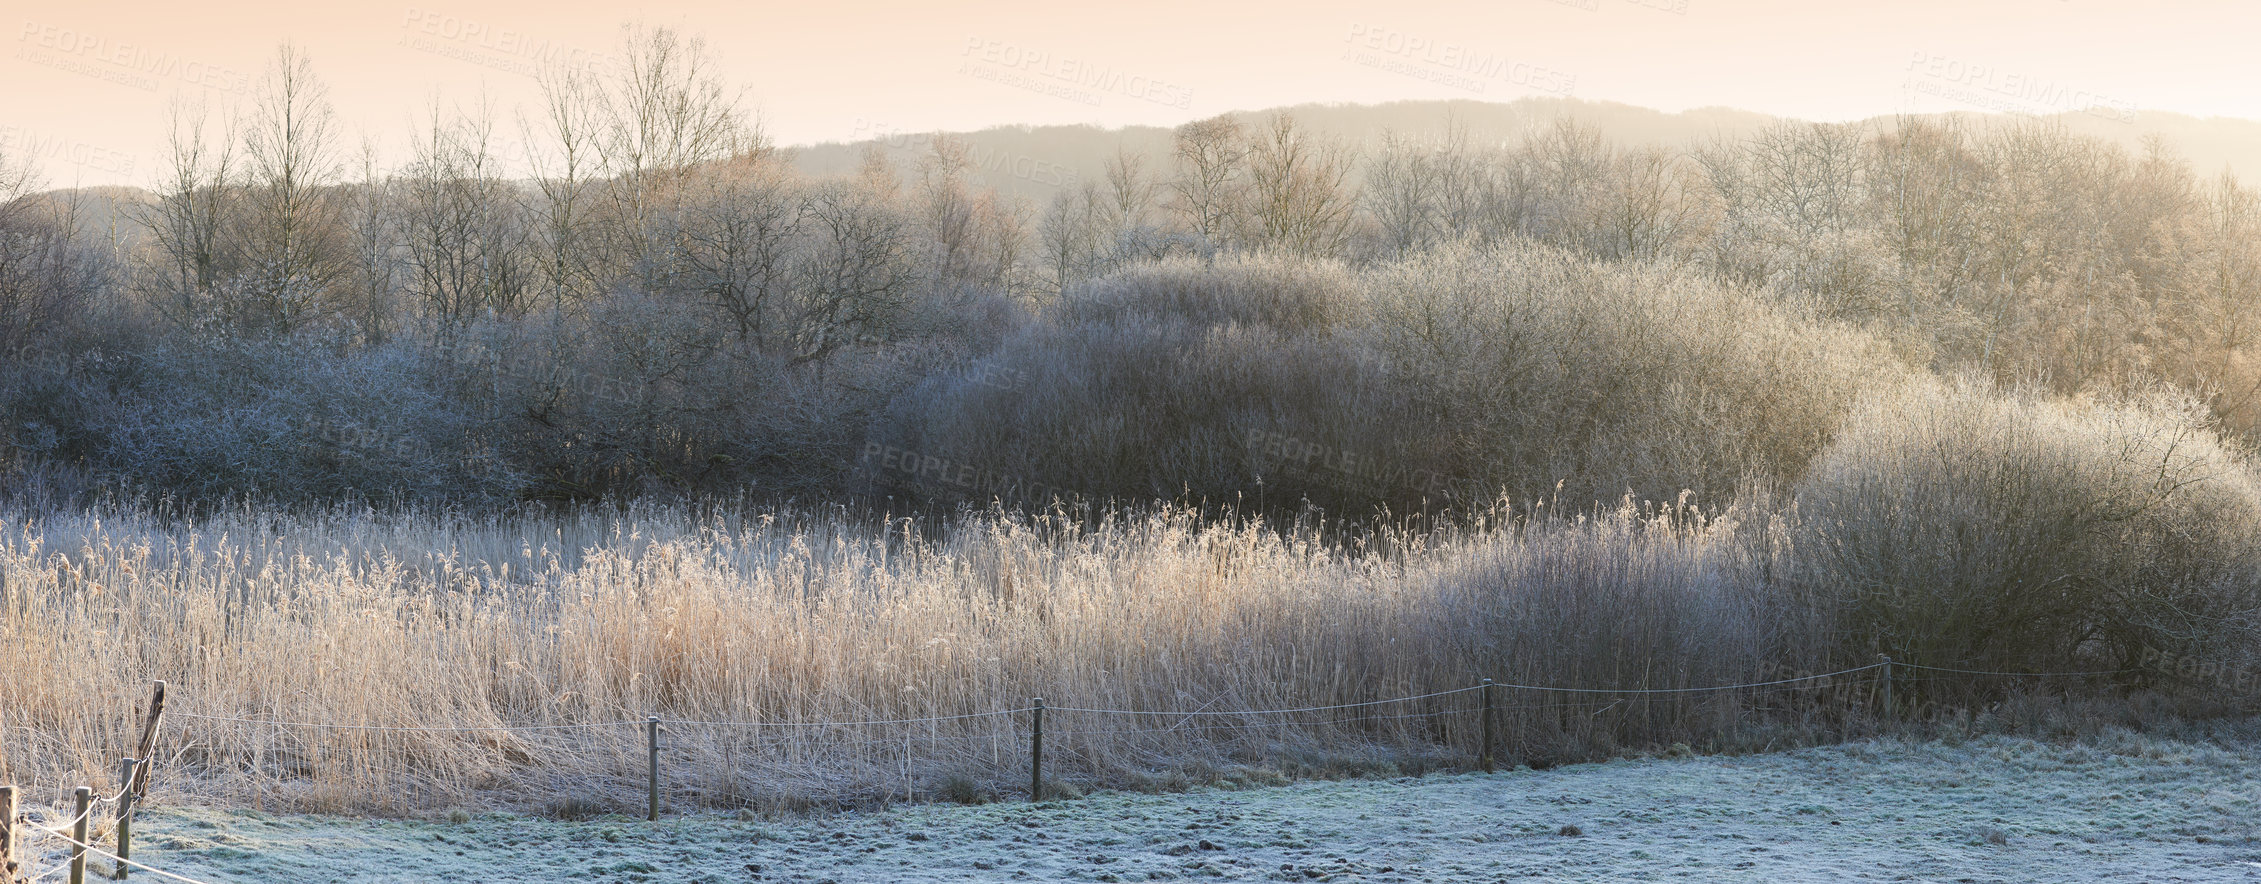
[0,498,1839,815]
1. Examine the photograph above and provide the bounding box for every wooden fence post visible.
[1480,679,1497,774]
[645,716,662,822]
[1028,698,1045,803]
[1877,655,1894,717]
[2,785,19,884]
[68,787,90,884]
[130,682,165,799]
[112,759,139,881]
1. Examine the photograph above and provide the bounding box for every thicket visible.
[6,34,2261,516]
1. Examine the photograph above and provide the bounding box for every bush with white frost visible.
[1789,377,2261,673]
[1362,240,1896,509]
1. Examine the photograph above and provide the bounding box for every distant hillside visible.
[786,98,1786,205]
[21,185,153,252]
[40,99,2261,213]
[785,97,2261,205]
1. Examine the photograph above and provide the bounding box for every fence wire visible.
[138,659,2132,738]
[20,820,228,884]
[5,653,2159,883]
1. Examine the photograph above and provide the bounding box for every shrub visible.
[1060,252,1359,333]
[1787,377,2261,674]
[879,242,1897,518]
[867,254,1397,512]
[1361,240,1898,510]
[62,333,525,502]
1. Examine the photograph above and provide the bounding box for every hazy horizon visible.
[9,0,2261,188]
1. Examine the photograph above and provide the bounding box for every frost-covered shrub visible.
[868,254,1389,510]
[1060,252,1358,333]
[875,242,1896,516]
[421,299,939,501]
[1362,240,1896,509]
[1789,377,2261,673]
[68,333,526,501]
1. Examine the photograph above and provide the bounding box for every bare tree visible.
[666,148,804,347]
[974,190,1031,296]
[402,100,531,330]
[1593,146,1699,262]
[918,135,981,285]
[1167,114,1249,247]
[1039,180,1105,295]
[2186,171,2261,429]
[342,138,401,342]
[525,66,606,312]
[1520,118,1613,248]
[593,25,750,291]
[1365,130,1441,257]
[135,98,238,327]
[1696,121,1872,293]
[854,143,901,205]
[1243,113,1358,258]
[1103,147,1158,232]
[792,178,914,363]
[1865,116,1982,301]
[910,135,1031,296]
[234,43,350,335]
[0,149,102,353]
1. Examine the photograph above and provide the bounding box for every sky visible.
[4,0,2255,188]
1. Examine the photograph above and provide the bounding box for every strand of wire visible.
[1068,684,1876,738]
[22,860,76,884]
[1046,708,1462,738]
[666,708,1030,728]
[1484,663,1891,695]
[1048,666,1885,716]
[1047,685,1487,717]
[169,710,642,733]
[1892,662,2143,678]
[145,662,2137,740]
[19,822,229,884]
[21,791,115,839]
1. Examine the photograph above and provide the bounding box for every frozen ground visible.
[22,732,2261,883]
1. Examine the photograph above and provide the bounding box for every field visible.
[14,732,2261,883]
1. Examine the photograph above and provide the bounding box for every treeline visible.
[4,27,2261,516]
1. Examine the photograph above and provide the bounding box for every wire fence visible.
[2,657,2150,884]
[18,820,222,884]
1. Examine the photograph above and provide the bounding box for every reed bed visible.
[0,499,1838,815]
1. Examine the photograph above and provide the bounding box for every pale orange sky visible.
[4,0,2254,187]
